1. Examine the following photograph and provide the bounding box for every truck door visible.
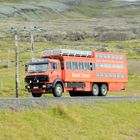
[49,62,61,83]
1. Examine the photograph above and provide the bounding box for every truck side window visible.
[84,62,90,70]
[66,62,71,70]
[79,62,84,70]
[72,62,78,70]
[50,63,57,70]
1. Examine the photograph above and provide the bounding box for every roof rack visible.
[42,49,92,57]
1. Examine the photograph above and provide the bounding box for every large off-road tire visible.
[32,93,42,97]
[99,84,108,96]
[92,84,99,96]
[53,83,63,97]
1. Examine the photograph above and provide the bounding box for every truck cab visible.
[25,58,63,97]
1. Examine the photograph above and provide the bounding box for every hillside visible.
[0,0,140,21]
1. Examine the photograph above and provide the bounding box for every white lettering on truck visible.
[72,73,90,78]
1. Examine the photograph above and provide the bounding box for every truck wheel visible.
[32,93,42,97]
[99,84,108,96]
[92,84,99,96]
[53,83,63,97]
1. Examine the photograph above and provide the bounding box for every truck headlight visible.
[43,85,46,88]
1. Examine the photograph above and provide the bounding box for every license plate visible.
[33,86,38,89]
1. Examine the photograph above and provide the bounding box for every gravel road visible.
[0,96,139,110]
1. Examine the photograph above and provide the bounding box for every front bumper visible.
[25,83,53,93]
[25,75,49,83]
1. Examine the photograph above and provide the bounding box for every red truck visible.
[25,49,128,97]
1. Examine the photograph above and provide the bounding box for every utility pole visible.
[10,26,44,97]
[15,33,19,98]
[31,30,35,57]
[22,26,44,57]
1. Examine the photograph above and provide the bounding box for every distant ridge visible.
[0,0,139,21]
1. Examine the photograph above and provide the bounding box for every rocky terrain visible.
[0,0,140,42]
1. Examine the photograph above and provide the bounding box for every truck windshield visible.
[28,64,48,73]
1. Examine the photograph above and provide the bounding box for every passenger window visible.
[104,55,107,59]
[85,62,90,70]
[113,74,117,78]
[101,73,104,77]
[118,56,121,60]
[108,55,111,59]
[112,64,116,68]
[112,55,115,59]
[108,64,111,68]
[105,64,108,68]
[109,74,112,78]
[96,63,100,68]
[96,54,99,58]
[66,62,71,70]
[96,73,100,77]
[116,56,119,60]
[105,73,109,78]
[121,74,124,78]
[79,62,84,70]
[99,54,102,58]
[117,64,120,69]
[117,74,121,78]
[72,62,78,70]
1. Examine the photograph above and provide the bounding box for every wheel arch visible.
[52,78,64,91]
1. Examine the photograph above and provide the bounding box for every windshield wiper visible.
[28,71,35,73]
[36,70,46,73]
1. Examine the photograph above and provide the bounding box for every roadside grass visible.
[0,101,139,140]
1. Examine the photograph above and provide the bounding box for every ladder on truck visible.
[42,49,92,57]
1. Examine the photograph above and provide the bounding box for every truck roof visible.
[42,49,92,57]
[42,49,126,60]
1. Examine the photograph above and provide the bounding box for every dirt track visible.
[0,96,139,110]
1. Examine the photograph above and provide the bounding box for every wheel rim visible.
[101,85,107,96]
[93,85,99,96]
[56,86,62,95]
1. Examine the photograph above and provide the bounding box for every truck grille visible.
[25,75,49,83]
